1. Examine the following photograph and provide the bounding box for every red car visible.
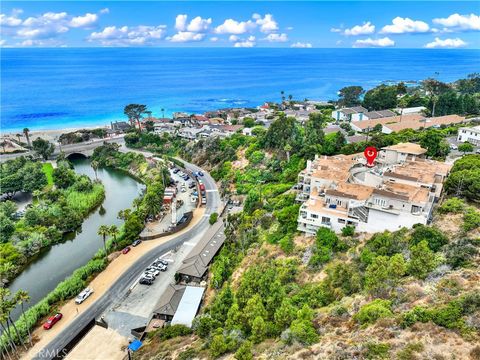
[122,246,131,254]
[43,313,62,330]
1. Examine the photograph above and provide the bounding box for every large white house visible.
[457,125,480,146]
[296,143,451,234]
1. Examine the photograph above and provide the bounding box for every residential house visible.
[350,114,423,133]
[382,115,466,134]
[110,121,131,133]
[351,109,396,122]
[178,127,203,140]
[394,106,426,115]
[296,143,451,234]
[457,125,480,145]
[331,106,368,122]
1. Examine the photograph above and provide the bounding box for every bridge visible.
[0,136,125,162]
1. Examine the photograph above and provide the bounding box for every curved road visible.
[32,156,221,359]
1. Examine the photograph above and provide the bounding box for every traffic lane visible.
[33,215,211,360]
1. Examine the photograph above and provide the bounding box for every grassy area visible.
[65,183,105,216]
[42,162,54,186]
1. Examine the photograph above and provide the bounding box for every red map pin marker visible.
[364,146,378,167]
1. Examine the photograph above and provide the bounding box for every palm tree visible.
[16,290,32,347]
[22,128,31,148]
[97,225,110,258]
[109,225,119,250]
[91,160,99,180]
[0,288,17,357]
[161,108,165,118]
[280,90,285,103]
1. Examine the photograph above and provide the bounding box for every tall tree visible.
[109,225,119,249]
[422,78,450,117]
[32,138,55,160]
[124,104,148,132]
[16,290,32,346]
[23,128,31,148]
[337,86,364,107]
[97,225,110,257]
[91,160,99,180]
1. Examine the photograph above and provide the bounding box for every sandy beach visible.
[2,125,111,143]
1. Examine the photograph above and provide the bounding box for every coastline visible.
[2,124,110,142]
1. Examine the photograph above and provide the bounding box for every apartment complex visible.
[457,125,480,146]
[296,143,451,234]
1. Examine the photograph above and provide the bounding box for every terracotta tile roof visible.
[352,114,423,130]
[382,142,427,155]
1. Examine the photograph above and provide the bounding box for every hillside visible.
[133,120,480,360]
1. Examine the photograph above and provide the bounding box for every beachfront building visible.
[351,109,396,122]
[331,106,368,122]
[457,125,480,146]
[296,143,451,234]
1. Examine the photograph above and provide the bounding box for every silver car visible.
[75,287,94,304]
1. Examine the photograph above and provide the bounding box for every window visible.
[338,219,346,224]
[374,198,387,207]
[326,198,331,204]
[321,216,330,224]
[311,214,319,219]
[336,199,342,206]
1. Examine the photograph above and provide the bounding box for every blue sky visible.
[1,1,479,48]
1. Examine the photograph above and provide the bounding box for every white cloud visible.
[210,37,219,42]
[99,8,110,15]
[1,9,109,44]
[253,13,278,33]
[424,37,467,48]
[89,25,167,46]
[263,33,288,42]
[344,22,375,36]
[286,26,294,31]
[353,37,395,48]
[69,13,98,28]
[175,14,188,31]
[433,13,480,31]
[0,13,23,27]
[330,27,342,33]
[175,14,211,32]
[215,18,255,34]
[381,17,430,34]
[290,42,312,48]
[229,35,239,42]
[234,35,255,47]
[168,31,205,43]
[0,39,7,46]
[187,16,212,32]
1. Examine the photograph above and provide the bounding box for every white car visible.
[450,144,458,150]
[75,287,94,304]
[191,196,197,203]
[145,269,160,277]
[181,187,187,193]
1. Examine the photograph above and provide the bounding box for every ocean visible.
[1,48,479,132]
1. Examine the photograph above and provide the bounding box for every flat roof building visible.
[171,286,205,328]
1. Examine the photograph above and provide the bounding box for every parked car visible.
[181,186,187,193]
[156,258,168,266]
[132,240,142,247]
[145,268,160,276]
[142,274,155,281]
[43,313,63,330]
[139,278,153,285]
[172,168,180,174]
[450,144,458,150]
[153,263,167,271]
[202,197,207,205]
[476,149,480,154]
[122,246,131,254]
[198,171,204,176]
[189,182,196,189]
[191,196,197,203]
[75,287,93,304]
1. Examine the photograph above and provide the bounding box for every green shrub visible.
[341,225,355,236]
[437,198,465,214]
[364,342,390,359]
[444,238,479,268]
[354,299,393,325]
[396,342,424,360]
[410,225,448,252]
[157,324,192,340]
[463,207,480,232]
[235,340,253,360]
[401,306,432,328]
[209,212,219,225]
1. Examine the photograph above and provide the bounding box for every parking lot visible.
[446,136,480,162]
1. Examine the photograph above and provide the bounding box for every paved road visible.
[32,156,220,360]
